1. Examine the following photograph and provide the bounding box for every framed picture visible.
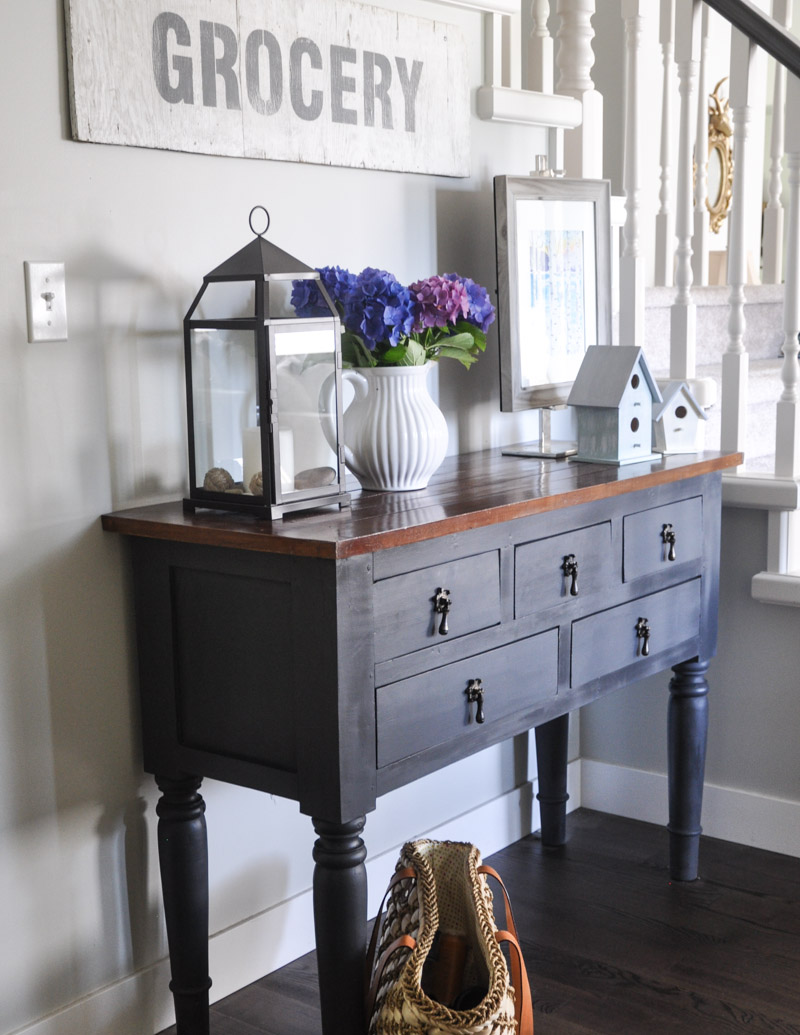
[494,176,612,411]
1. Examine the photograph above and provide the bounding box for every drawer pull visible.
[561,554,579,596]
[661,523,677,562]
[466,678,486,723]
[434,588,452,635]
[635,617,651,657]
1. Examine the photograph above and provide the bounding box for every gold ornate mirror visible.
[707,78,733,233]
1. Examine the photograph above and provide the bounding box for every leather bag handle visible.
[364,866,418,1024]
[495,928,534,1035]
[479,864,534,1035]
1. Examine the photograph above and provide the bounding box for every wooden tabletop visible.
[101,450,742,559]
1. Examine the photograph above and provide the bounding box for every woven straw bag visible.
[365,840,533,1035]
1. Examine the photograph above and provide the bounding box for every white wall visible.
[0,2,574,1033]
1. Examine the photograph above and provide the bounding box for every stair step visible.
[642,285,785,373]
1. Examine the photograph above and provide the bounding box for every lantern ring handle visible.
[249,206,271,238]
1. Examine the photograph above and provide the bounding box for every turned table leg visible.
[668,659,709,881]
[155,774,211,1035]
[312,816,368,1035]
[535,713,570,846]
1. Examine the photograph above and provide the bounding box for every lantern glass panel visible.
[271,321,341,498]
[193,280,256,320]
[190,327,256,493]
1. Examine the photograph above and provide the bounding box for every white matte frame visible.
[494,176,612,411]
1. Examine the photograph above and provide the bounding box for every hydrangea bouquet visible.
[292,266,495,369]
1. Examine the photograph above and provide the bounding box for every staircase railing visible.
[470,0,800,594]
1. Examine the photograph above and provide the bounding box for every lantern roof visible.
[205,234,314,283]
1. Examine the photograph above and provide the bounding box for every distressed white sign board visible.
[65,0,470,177]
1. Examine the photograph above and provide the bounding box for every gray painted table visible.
[102,448,740,1035]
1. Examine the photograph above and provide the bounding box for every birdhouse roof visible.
[653,381,709,422]
[567,346,662,409]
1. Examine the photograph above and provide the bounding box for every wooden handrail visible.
[702,0,800,79]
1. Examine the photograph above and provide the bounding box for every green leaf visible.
[342,332,375,368]
[404,339,428,365]
[436,332,476,353]
[436,345,480,369]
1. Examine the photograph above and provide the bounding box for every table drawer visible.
[515,521,614,616]
[373,550,501,662]
[377,629,558,767]
[571,578,701,688]
[623,496,703,582]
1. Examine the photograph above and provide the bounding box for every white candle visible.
[241,427,295,494]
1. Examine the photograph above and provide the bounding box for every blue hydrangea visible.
[291,266,356,317]
[343,267,416,349]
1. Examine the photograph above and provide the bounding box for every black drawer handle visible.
[434,588,451,635]
[562,554,579,596]
[466,678,486,723]
[635,617,651,657]
[661,523,677,562]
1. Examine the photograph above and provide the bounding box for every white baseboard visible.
[12,765,581,1035]
[581,759,800,859]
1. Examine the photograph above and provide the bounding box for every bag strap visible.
[496,929,534,1035]
[478,864,519,939]
[479,865,534,1035]
[364,866,418,1024]
[364,866,417,983]
[364,933,417,1025]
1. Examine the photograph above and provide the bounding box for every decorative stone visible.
[295,467,336,490]
[203,467,234,492]
[249,472,263,496]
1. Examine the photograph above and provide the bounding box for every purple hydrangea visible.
[409,275,470,332]
[343,267,415,349]
[444,273,496,333]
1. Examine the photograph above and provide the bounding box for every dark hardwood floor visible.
[158,809,800,1034]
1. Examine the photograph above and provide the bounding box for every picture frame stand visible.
[502,406,577,459]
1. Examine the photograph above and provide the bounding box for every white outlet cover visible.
[24,261,68,342]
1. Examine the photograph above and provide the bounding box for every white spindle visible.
[655,0,675,288]
[691,6,710,287]
[763,0,792,284]
[485,13,511,88]
[528,0,554,92]
[670,0,700,383]
[721,28,759,458]
[620,0,646,346]
[774,73,800,477]
[556,0,603,177]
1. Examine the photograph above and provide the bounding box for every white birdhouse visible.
[652,381,709,454]
[567,346,662,465]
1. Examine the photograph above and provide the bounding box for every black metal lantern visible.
[183,207,350,519]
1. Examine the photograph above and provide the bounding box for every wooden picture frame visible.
[494,176,612,411]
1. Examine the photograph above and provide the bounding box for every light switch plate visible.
[24,261,68,342]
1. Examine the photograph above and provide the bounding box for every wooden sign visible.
[64,0,470,177]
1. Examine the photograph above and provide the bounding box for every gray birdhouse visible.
[567,345,662,465]
[652,381,709,454]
